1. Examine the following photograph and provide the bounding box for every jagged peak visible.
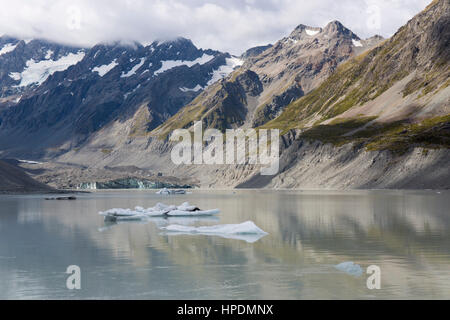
[366,35,384,41]
[290,24,322,37]
[323,20,359,39]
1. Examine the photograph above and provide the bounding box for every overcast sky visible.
[0,0,432,55]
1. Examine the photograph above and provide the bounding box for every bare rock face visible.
[241,44,272,60]
[158,20,382,134]
[0,160,54,193]
[0,36,235,158]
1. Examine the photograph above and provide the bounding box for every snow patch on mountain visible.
[9,72,21,81]
[154,54,214,76]
[352,39,363,47]
[179,85,203,92]
[0,43,18,56]
[13,51,85,87]
[305,29,320,36]
[121,57,145,78]
[45,50,54,60]
[207,56,243,86]
[92,59,118,77]
[123,84,141,100]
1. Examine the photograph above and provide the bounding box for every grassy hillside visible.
[264,0,449,133]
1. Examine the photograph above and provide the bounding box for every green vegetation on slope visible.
[298,115,450,155]
[264,0,449,133]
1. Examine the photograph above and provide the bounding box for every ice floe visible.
[156,188,187,195]
[160,221,268,243]
[99,202,220,221]
[335,261,363,276]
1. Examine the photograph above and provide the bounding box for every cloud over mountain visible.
[0,0,432,54]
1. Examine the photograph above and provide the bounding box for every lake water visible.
[0,189,449,300]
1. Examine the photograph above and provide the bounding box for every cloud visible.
[0,0,432,54]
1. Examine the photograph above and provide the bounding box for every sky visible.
[0,0,432,55]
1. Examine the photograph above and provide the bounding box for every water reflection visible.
[0,190,449,299]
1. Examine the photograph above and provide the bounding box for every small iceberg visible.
[156,188,186,195]
[335,261,363,277]
[99,202,220,221]
[160,221,268,243]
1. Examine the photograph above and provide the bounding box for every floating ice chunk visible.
[161,221,268,243]
[177,202,195,211]
[352,39,363,47]
[156,188,186,195]
[162,221,267,235]
[305,29,319,36]
[92,59,118,77]
[99,202,219,221]
[335,261,363,276]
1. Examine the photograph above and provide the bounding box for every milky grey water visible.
[0,189,449,300]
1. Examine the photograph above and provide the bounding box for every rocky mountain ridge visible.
[0,36,242,158]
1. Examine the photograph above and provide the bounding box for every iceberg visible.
[335,261,363,277]
[156,188,186,195]
[160,221,268,243]
[99,202,220,221]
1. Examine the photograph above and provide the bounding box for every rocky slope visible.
[248,0,450,189]
[0,159,54,193]
[0,36,241,159]
[0,1,448,190]
[86,0,448,190]
[153,21,383,137]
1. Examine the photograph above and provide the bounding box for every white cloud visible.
[0,0,432,55]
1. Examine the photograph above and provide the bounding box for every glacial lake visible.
[0,189,449,300]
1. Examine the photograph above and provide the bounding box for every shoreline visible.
[1,187,446,196]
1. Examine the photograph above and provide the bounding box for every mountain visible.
[0,159,54,193]
[245,0,450,189]
[148,0,448,190]
[153,21,383,138]
[0,0,448,191]
[264,0,449,143]
[0,36,242,158]
[241,44,272,59]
